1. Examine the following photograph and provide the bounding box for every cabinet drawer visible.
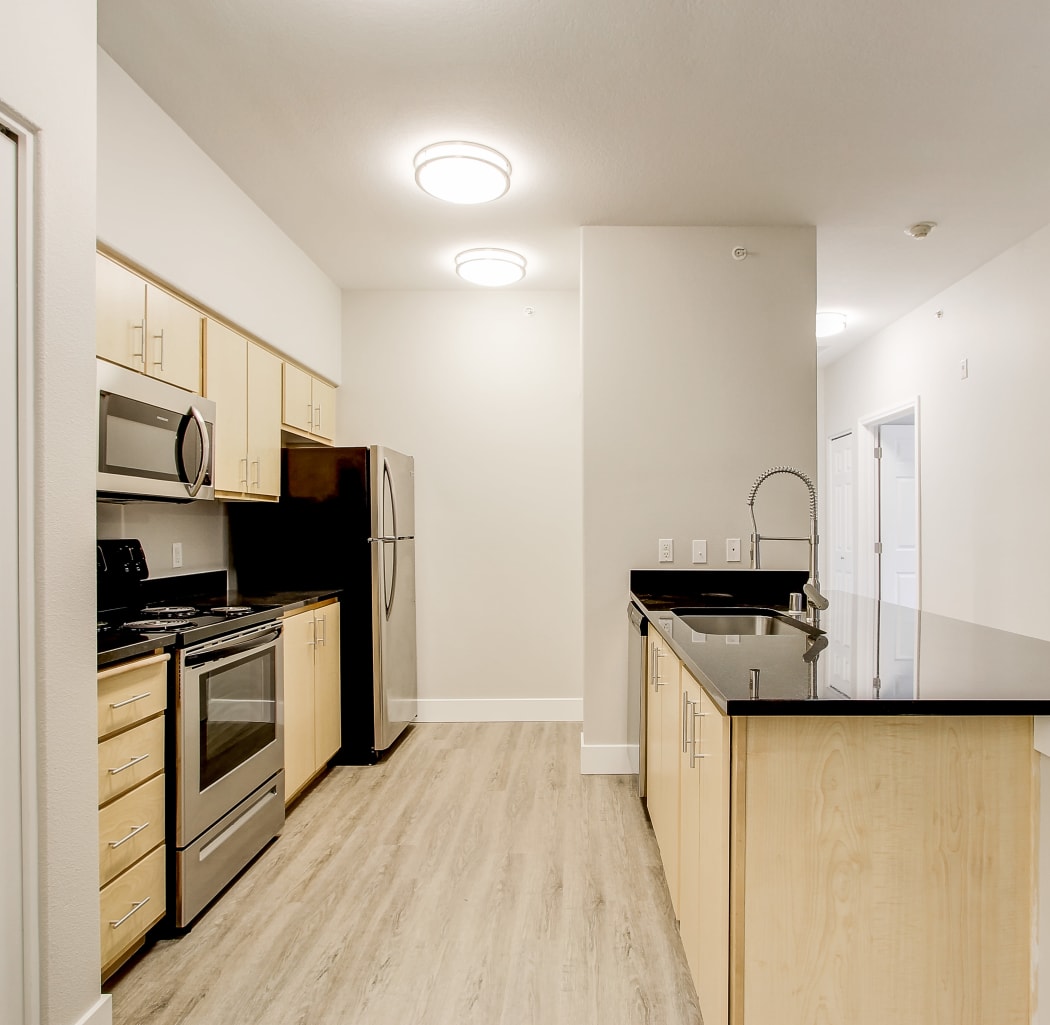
[100,844,166,974]
[97,654,169,738]
[98,773,165,886]
[98,715,165,806]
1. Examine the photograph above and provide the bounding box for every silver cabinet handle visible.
[652,647,665,689]
[316,613,326,646]
[152,327,165,369]
[107,753,150,775]
[131,320,145,366]
[682,692,691,753]
[690,708,708,768]
[110,897,150,930]
[314,405,321,432]
[307,616,316,647]
[307,401,314,429]
[108,821,150,849]
[250,458,260,489]
[109,691,151,710]
[240,457,248,488]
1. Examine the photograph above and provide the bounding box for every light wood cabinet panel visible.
[97,715,165,806]
[99,844,166,976]
[310,377,335,441]
[204,320,281,500]
[282,362,314,434]
[96,253,202,392]
[283,609,317,799]
[313,602,342,765]
[98,773,165,887]
[246,343,282,498]
[144,284,202,393]
[96,252,147,373]
[283,601,342,803]
[97,653,168,737]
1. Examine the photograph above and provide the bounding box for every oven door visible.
[177,622,284,846]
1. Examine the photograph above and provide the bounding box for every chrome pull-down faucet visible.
[747,465,828,626]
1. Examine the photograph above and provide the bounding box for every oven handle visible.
[183,624,283,668]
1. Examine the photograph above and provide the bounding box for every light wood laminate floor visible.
[107,722,701,1025]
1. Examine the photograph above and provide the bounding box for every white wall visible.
[581,226,816,770]
[1,4,105,1025]
[96,501,228,582]
[820,221,1050,641]
[340,290,583,722]
[97,50,342,384]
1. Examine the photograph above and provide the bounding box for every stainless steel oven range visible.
[175,618,285,927]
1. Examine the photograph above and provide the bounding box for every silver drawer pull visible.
[109,691,151,710]
[108,821,150,849]
[108,753,150,775]
[109,897,150,930]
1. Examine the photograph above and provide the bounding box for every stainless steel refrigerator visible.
[229,445,417,763]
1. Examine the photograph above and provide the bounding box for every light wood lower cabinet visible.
[97,653,169,981]
[283,601,341,803]
[643,622,1038,1025]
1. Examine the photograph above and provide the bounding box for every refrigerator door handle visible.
[383,457,398,540]
[384,538,398,619]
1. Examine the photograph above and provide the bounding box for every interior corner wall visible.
[96,49,342,384]
[339,290,583,722]
[581,227,816,766]
[819,221,1050,641]
[2,4,104,1024]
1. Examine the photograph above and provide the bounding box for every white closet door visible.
[0,125,25,1025]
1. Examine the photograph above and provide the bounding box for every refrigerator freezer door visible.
[370,446,415,539]
[371,536,418,750]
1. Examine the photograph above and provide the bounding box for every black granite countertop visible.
[631,570,1050,715]
[235,588,343,613]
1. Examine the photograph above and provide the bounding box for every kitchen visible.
[7,2,1050,1025]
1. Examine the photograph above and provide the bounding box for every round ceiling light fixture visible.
[455,248,527,286]
[815,311,848,338]
[414,141,512,204]
[905,221,937,239]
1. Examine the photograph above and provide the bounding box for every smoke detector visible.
[905,221,937,239]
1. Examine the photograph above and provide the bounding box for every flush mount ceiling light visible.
[414,141,512,204]
[815,311,848,338]
[455,248,527,286]
[905,220,937,239]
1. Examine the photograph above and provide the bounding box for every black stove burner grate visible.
[123,618,196,631]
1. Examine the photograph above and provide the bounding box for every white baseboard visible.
[580,735,638,775]
[415,697,583,723]
[74,995,112,1025]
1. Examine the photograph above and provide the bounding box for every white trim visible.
[579,735,637,775]
[72,995,112,1025]
[414,697,583,723]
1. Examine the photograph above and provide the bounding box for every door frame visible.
[856,398,921,606]
[1,108,40,1025]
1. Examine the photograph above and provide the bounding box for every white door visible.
[825,433,856,697]
[0,125,24,1025]
[878,423,918,608]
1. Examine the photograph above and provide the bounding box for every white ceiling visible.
[97,0,1050,361]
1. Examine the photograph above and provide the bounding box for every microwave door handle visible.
[186,405,210,497]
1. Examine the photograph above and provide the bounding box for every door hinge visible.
[874,446,883,459]
[873,541,883,555]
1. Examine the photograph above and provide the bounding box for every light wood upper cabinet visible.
[282,600,342,804]
[96,253,201,393]
[204,319,281,501]
[282,362,335,443]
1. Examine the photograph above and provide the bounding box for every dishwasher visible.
[628,601,648,797]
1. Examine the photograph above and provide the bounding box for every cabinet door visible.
[282,611,317,802]
[646,630,681,915]
[96,253,146,373]
[678,673,703,992]
[204,319,249,495]
[282,362,314,434]
[246,342,282,499]
[695,683,730,1025]
[313,603,341,766]
[145,284,202,393]
[311,377,335,441]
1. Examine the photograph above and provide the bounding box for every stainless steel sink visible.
[672,607,818,636]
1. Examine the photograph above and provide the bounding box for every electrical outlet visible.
[658,538,674,563]
[691,539,708,564]
[172,542,183,568]
[726,538,741,562]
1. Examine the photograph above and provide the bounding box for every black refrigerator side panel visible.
[227,446,380,764]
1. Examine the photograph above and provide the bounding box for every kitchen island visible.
[630,569,1047,1025]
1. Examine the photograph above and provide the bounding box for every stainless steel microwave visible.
[97,360,215,502]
